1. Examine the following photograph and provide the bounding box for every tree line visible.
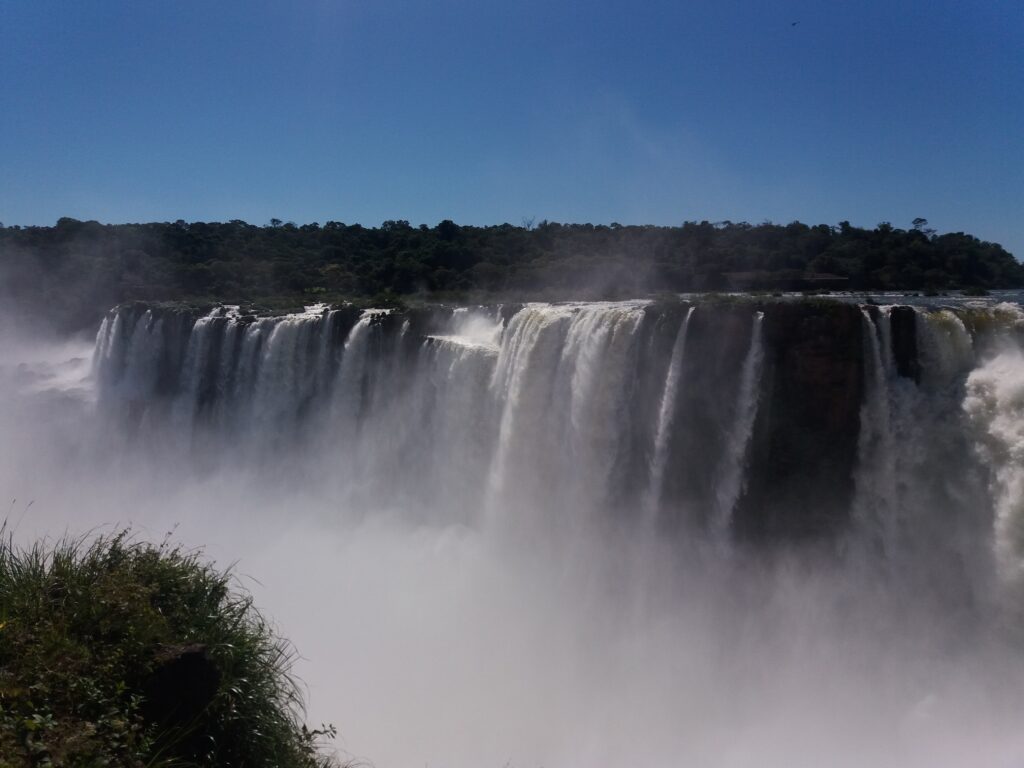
[1,217,1019,331]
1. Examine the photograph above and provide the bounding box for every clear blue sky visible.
[2,0,1021,255]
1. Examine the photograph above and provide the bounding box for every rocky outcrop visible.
[735,302,865,541]
[888,305,921,382]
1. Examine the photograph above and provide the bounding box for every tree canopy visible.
[1,217,1019,331]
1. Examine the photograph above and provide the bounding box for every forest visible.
[1,217,1020,331]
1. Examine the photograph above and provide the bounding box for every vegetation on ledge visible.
[1,217,1019,331]
[0,530,340,768]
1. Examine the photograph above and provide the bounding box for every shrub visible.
[0,529,340,768]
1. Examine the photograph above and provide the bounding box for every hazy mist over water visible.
[3,0,1021,762]
[4,299,1024,767]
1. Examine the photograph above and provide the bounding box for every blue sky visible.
[2,0,1021,255]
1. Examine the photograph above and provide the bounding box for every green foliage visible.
[0,218,1020,331]
[0,529,340,768]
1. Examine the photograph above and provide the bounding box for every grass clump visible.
[0,529,339,768]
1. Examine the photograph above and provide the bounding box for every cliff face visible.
[655,303,759,528]
[94,298,981,545]
[887,305,921,382]
[736,303,864,540]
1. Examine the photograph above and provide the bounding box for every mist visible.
[3,300,1024,767]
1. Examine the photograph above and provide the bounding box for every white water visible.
[4,300,1024,767]
[853,306,899,550]
[850,306,994,604]
[963,304,1024,597]
[711,311,764,540]
[646,306,694,516]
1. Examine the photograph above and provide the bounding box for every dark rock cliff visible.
[735,302,865,541]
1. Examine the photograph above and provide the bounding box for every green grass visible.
[0,528,341,768]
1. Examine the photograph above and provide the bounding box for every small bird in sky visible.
[791,21,800,26]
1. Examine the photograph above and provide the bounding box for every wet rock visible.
[734,301,865,541]
[889,306,921,382]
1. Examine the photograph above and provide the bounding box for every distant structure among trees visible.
[1,217,1019,330]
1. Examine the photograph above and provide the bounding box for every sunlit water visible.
[3,297,1024,767]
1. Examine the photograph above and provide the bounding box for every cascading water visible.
[966,347,1024,587]
[853,305,899,550]
[711,310,764,540]
[89,298,1024,560]
[849,305,995,606]
[646,306,694,516]
[963,303,1024,596]
[10,295,1024,767]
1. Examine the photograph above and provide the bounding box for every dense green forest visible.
[1,217,1020,331]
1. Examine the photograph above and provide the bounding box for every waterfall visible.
[486,304,575,513]
[852,307,899,552]
[710,311,764,539]
[846,305,994,606]
[483,303,647,526]
[172,314,220,435]
[89,298,1024,558]
[963,305,1024,591]
[965,348,1024,588]
[646,306,694,516]
[333,310,376,422]
[62,295,1024,767]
